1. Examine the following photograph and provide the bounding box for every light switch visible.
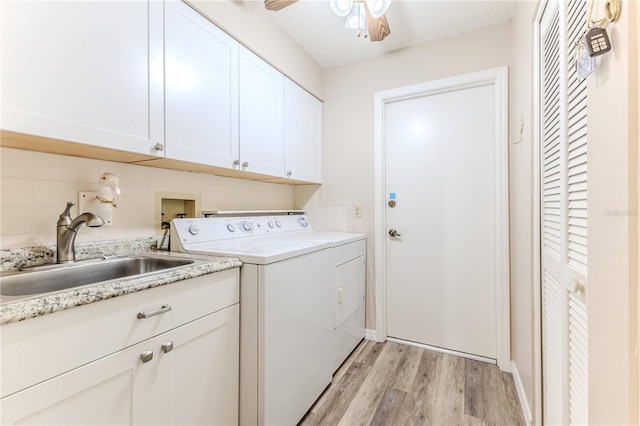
[338,287,344,304]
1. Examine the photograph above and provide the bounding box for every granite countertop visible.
[0,238,242,326]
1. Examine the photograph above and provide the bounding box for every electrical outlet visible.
[353,204,363,218]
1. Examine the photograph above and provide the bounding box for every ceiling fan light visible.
[344,2,366,29]
[330,0,354,17]
[365,0,390,18]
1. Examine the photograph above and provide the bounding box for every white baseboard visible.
[364,328,379,341]
[511,361,533,425]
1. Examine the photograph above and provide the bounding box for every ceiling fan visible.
[264,0,391,42]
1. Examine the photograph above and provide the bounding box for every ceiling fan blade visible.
[264,0,299,11]
[365,7,390,42]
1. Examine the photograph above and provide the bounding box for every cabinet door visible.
[165,0,239,167]
[0,338,162,426]
[164,304,240,425]
[239,47,285,177]
[284,79,323,183]
[1,305,241,426]
[332,254,366,372]
[1,1,164,156]
[335,255,366,328]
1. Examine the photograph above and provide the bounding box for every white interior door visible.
[538,1,589,424]
[385,83,500,362]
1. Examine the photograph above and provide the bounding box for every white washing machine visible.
[171,211,366,426]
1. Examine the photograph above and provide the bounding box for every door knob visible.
[388,229,401,237]
[570,279,585,293]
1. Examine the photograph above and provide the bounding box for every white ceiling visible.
[265,0,515,68]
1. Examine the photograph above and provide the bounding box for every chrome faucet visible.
[56,201,105,263]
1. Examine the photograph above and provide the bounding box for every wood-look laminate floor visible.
[300,340,525,426]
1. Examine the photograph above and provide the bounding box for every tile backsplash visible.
[0,147,294,249]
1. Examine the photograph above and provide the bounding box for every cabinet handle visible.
[161,341,174,353]
[233,159,240,166]
[286,170,292,177]
[140,350,154,363]
[153,143,164,152]
[242,161,249,168]
[137,304,172,319]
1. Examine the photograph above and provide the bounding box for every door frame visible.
[373,67,511,371]
[533,1,545,422]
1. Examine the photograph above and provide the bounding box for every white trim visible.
[493,66,511,373]
[387,337,497,365]
[373,67,511,371]
[364,328,379,342]
[373,83,386,344]
[533,2,545,424]
[512,360,534,426]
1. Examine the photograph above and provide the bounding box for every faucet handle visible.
[57,201,76,226]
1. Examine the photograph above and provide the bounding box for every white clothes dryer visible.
[171,211,365,426]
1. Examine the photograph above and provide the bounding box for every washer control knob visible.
[227,224,237,232]
[297,217,308,228]
[187,224,199,235]
[267,220,275,228]
[275,220,282,228]
[243,222,253,231]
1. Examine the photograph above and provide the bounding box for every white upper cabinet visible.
[164,1,239,168]
[239,47,285,177]
[284,79,323,183]
[0,1,164,156]
[1,0,323,183]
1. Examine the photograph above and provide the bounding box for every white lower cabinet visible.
[1,340,147,425]
[0,269,240,426]
[1,306,239,425]
[165,305,239,425]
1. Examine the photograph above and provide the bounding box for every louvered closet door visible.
[539,0,589,425]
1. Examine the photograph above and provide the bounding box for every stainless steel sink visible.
[0,255,195,297]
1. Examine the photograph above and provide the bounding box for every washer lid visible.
[182,236,332,264]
